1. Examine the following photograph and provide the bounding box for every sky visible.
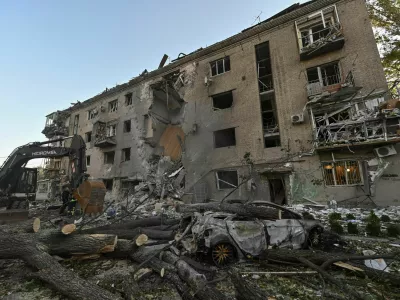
[0,0,304,167]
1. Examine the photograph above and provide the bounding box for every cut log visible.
[231,272,266,300]
[162,251,230,300]
[176,203,300,220]
[136,234,148,246]
[71,254,101,261]
[34,230,118,256]
[25,217,41,233]
[0,231,121,300]
[61,223,76,235]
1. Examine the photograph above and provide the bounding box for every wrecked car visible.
[187,202,324,266]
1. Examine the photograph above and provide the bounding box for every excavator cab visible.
[15,168,37,203]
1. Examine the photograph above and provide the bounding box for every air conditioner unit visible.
[306,82,322,97]
[291,113,304,124]
[374,145,397,158]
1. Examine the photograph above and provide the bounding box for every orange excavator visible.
[0,135,106,222]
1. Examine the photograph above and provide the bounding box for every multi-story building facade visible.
[41,0,400,207]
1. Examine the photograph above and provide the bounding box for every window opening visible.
[212,91,233,110]
[214,128,236,148]
[216,170,238,189]
[210,56,230,76]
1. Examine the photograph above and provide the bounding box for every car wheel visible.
[211,242,236,267]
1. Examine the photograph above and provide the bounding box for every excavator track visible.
[0,198,29,224]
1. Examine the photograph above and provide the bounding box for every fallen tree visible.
[176,202,300,219]
[162,251,231,300]
[0,230,121,300]
[82,216,180,232]
[34,230,118,256]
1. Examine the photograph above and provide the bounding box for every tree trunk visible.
[230,272,266,300]
[128,245,195,300]
[162,251,231,300]
[35,230,117,256]
[0,231,121,300]
[261,249,400,286]
[83,216,179,232]
[83,228,175,240]
[176,203,298,220]
[104,239,138,258]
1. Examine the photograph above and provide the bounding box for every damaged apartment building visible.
[41,0,400,207]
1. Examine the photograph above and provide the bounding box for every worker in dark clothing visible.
[60,186,72,215]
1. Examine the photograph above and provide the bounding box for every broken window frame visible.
[86,155,91,167]
[73,115,79,135]
[85,131,92,143]
[322,160,363,186]
[216,170,239,190]
[87,109,96,120]
[213,127,236,148]
[212,90,234,110]
[125,93,133,106]
[123,120,131,133]
[106,124,117,137]
[255,41,281,148]
[104,151,115,164]
[255,42,274,93]
[108,100,118,112]
[121,148,131,162]
[306,61,342,97]
[45,114,54,127]
[295,5,340,51]
[210,56,231,76]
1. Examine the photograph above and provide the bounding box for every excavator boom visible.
[0,135,106,222]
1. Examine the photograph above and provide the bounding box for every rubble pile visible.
[290,204,400,236]
[1,199,400,300]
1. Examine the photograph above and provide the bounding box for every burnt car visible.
[187,201,323,266]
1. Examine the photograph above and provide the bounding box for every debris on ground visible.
[1,193,400,300]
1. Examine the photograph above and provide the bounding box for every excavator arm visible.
[0,135,106,222]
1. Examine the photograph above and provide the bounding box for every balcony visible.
[295,5,344,61]
[311,96,400,149]
[93,121,117,148]
[306,70,357,99]
[42,124,68,139]
[299,23,345,61]
[94,136,117,148]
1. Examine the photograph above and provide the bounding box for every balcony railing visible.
[94,135,117,148]
[306,71,356,98]
[299,23,345,60]
[314,116,400,148]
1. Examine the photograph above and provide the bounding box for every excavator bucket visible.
[73,180,106,214]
